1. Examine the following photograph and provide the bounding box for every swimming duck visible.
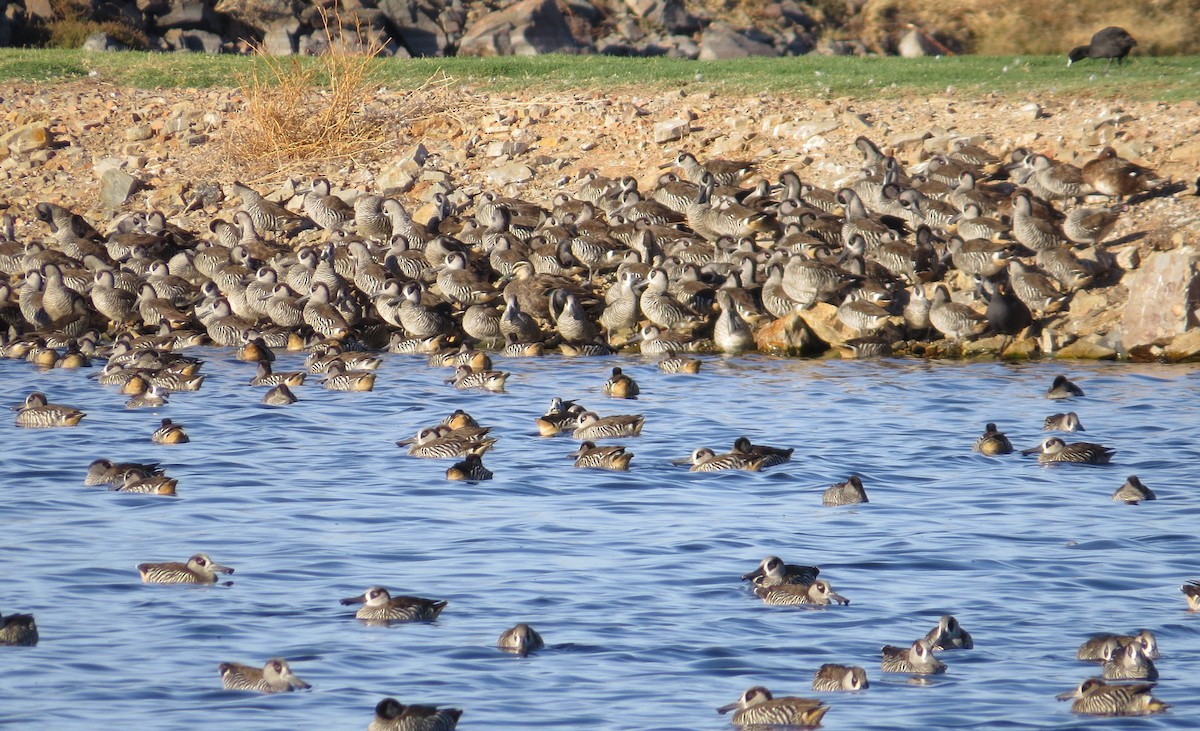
[114,471,178,495]
[881,638,946,674]
[85,459,163,486]
[1078,629,1160,662]
[717,686,830,728]
[923,615,974,650]
[446,454,493,481]
[811,664,869,692]
[571,412,645,440]
[1046,375,1085,399]
[823,475,868,506]
[658,351,701,374]
[754,579,849,606]
[125,385,169,409]
[0,612,38,646]
[602,366,640,399]
[446,364,509,393]
[1113,475,1156,504]
[1044,412,1085,431]
[369,698,463,731]
[1021,437,1114,464]
[218,658,311,693]
[973,423,1013,455]
[741,556,820,588]
[497,623,544,655]
[151,418,189,444]
[568,441,634,471]
[1182,580,1200,611]
[322,362,376,392]
[1056,678,1167,717]
[250,360,306,387]
[262,384,298,405]
[675,447,764,472]
[14,391,85,427]
[402,427,496,459]
[1102,641,1158,680]
[340,587,447,623]
[137,553,234,584]
[730,437,793,468]
[536,397,586,437]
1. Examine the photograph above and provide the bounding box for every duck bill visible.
[1020,444,1045,456]
[212,563,235,575]
[669,456,693,466]
[828,592,850,605]
[739,567,765,582]
[288,675,312,690]
[1055,689,1078,701]
[339,594,367,606]
[716,701,740,715]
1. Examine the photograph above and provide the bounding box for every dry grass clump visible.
[15,0,148,49]
[859,0,1200,56]
[227,8,388,169]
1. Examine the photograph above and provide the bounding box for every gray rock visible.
[24,0,55,21]
[377,0,454,56]
[653,118,688,144]
[625,0,698,34]
[459,0,585,56]
[169,29,223,53]
[1,123,51,155]
[100,168,142,209]
[698,22,779,60]
[262,19,299,55]
[156,0,213,30]
[209,0,306,30]
[82,32,126,52]
[486,162,534,185]
[1121,248,1200,350]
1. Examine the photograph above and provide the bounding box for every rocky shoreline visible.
[2,79,1200,363]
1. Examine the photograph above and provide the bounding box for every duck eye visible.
[272,661,283,671]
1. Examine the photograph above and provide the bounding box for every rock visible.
[1121,248,1200,350]
[1001,336,1041,360]
[698,22,779,60]
[1054,334,1119,360]
[485,162,534,185]
[459,0,585,57]
[164,28,224,53]
[82,32,125,52]
[624,0,699,34]
[1,123,51,156]
[795,302,854,349]
[889,129,931,150]
[262,19,299,55]
[156,0,213,30]
[1164,328,1200,362]
[377,0,453,56]
[1020,102,1043,121]
[898,28,941,58]
[213,0,306,30]
[754,311,814,355]
[653,118,688,144]
[100,168,142,208]
[125,125,153,142]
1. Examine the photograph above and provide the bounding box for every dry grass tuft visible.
[226,7,389,171]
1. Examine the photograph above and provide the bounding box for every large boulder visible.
[698,22,780,60]
[1120,247,1200,351]
[376,0,452,56]
[458,0,586,56]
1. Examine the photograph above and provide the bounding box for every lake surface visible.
[1,351,1197,730]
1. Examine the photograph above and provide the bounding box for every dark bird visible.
[1068,27,1137,70]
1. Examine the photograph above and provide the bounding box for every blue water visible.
[1,352,1198,730]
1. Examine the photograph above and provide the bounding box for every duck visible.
[1021,437,1114,465]
[113,471,178,496]
[880,638,946,674]
[497,623,544,655]
[125,385,169,409]
[1044,412,1085,431]
[13,391,85,427]
[369,698,463,731]
[823,475,868,506]
[717,686,830,728]
[137,553,234,584]
[568,441,633,471]
[973,423,1013,455]
[445,454,493,481]
[262,384,298,405]
[85,459,163,486]
[446,364,509,393]
[1102,641,1158,680]
[1182,580,1200,612]
[601,366,640,399]
[571,411,645,440]
[1046,374,1085,399]
[151,418,189,444]
[1056,678,1167,717]
[1113,475,1156,504]
[1082,147,1163,200]
[249,360,306,387]
[658,351,701,373]
[402,427,496,459]
[674,447,764,473]
[535,397,586,437]
[730,437,793,468]
[923,615,974,650]
[1078,629,1160,662]
[0,611,38,646]
[811,664,869,692]
[740,556,820,588]
[322,362,376,392]
[754,579,849,606]
[340,587,447,623]
[218,658,311,693]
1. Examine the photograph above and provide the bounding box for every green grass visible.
[2,48,1199,101]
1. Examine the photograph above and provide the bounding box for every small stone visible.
[100,168,141,208]
[1,123,51,155]
[125,125,153,142]
[841,112,872,130]
[1020,102,1043,121]
[486,162,534,185]
[753,311,814,355]
[1164,328,1200,362]
[654,118,688,144]
[889,130,931,150]
[1054,334,1118,360]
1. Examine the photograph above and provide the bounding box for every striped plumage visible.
[1102,641,1158,680]
[322,363,376,392]
[218,658,311,693]
[263,384,298,405]
[369,698,463,731]
[1056,678,1168,717]
[881,638,946,674]
[342,587,447,622]
[741,556,820,588]
[445,454,493,481]
[678,447,763,472]
[1021,437,1114,465]
[403,427,496,459]
[571,412,644,440]
[1183,580,1200,611]
[125,385,169,409]
[823,475,868,506]
[151,418,189,444]
[114,471,178,495]
[602,367,639,399]
[754,579,849,607]
[85,459,163,486]
[658,351,701,374]
[569,441,633,471]
[717,686,830,728]
[0,612,38,646]
[924,615,974,650]
[730,437,793,468]
[973,423,1013,455]
[812,664,869,692]
[447,365,509,392]
[14,391,85,427]
[250,360,306,387]
[137,553,233,584]
[497,623,544,655]
[1113,475,1156,503]
[1078,630,1159,662]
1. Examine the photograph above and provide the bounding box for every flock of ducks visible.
[0,131,1189,728]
